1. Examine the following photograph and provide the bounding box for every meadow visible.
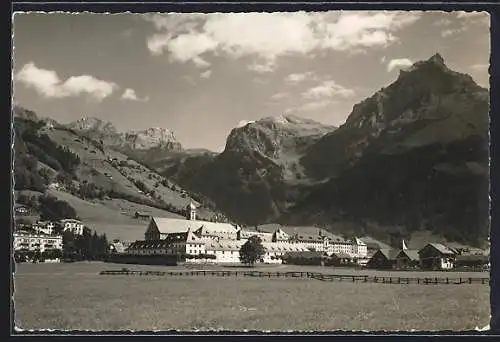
[13,262,490,332]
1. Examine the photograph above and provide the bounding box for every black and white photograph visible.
[11,10,492,332]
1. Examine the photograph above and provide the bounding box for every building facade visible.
[59,219,84,235]
[237,229,273,243]
[33,221,55,235]
[350,238,368,259]
[13,231,63,253]
[395,249,420,270]
[418,243,456,270]
[366,249,398,269]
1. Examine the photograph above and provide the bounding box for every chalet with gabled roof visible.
[366,248,399,269]
[395,249,420,270]
[418,243,456,270]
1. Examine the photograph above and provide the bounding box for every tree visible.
[39,195,77,221]
[239,235,266,266]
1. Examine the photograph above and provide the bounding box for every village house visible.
[204,240,243,263]
[330,252,354,265]
[108,241,126,254]
[14,204,30,216]
[168,231,206,258]
[261,242,309,264]
[289,231,329,253]
[328,235,354,256]
[13,230,63,253]
[359,236,392,258]
[126,240,172,256]
[33,221,55,235]
[59,219,84,235]
[418,243,456,270]
[127,230,207,262]
[366,249,399,269]
[349,237,368,260]
[395,249,420,270]
[455,254,489,271]
[134,211,151,220]
[48,182,63,191]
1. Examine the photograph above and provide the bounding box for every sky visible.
[12,11,490,152]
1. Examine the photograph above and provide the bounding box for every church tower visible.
[186,202,197,221]
[402,239,408,250]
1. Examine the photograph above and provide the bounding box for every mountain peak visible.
[225,114,335,156]
[428,53,445,66]
[13,106,38,121]
[400,53,449,76]
[344,52,486,134]
[68,117,118,134]
[66,117,181,151]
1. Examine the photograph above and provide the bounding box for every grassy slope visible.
[14,262,489,331]
[46,129,148,199]
[15,123,220,240]
[46,128,211,212]
[46,189,183,241]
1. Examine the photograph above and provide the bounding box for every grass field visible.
[13,262,490,332]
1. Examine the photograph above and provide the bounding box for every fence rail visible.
[99,269,489,285]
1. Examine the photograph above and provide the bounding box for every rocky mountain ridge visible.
[175,114,336,224]
[67,117,182,151]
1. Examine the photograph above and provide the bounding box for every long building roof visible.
[397,249,420,261]
[422,243,456,256]
[205,239,245,252]
[262,242,309,253]
[151,217,238,236]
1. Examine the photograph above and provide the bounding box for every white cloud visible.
[387,58,413,72]
[433,12,488,38]
[302,80,354,100]
[456,11,490,25]
[270,92,289,100]
[441,28,466,37]
[200,69,212,78]
[15,62,117,101]
[248,60,275,73]
[297,99,336,112]
[434,18,453,27]
[144,11,421,71]
[237,119,255,128]
[456,11,488,20]
[121,88,148,102]
[285,72,315,84]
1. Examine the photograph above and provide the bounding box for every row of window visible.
[15,238,61,244]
